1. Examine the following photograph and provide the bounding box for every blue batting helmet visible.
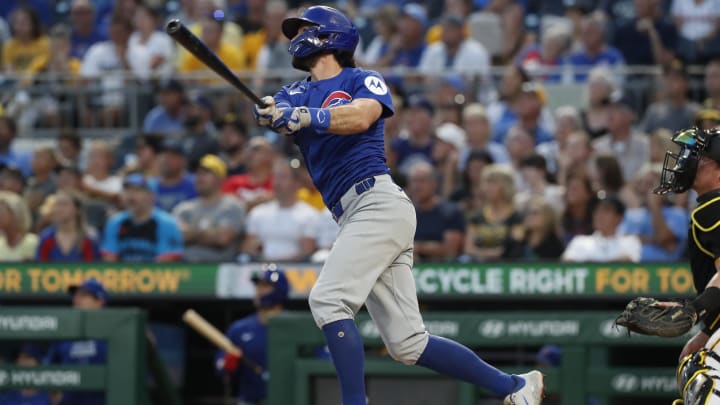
[281,6,359,58]
[251,265,289,308]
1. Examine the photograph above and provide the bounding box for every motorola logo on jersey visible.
[321,91,352,108]
[364,76,388,95]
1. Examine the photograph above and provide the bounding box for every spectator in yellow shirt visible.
[2,7,50,78]
[178,13,246,82]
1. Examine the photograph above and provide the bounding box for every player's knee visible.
[385,333,428,365]
[308,285,354,326]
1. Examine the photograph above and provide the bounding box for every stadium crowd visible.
[0,0,717,264]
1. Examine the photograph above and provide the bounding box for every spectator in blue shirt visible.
[0,116,31,177]
[69,0,107,59]
[143,79,187,135]
[45,278,109,405]
[565,12,625,81]
[0,344,52,405]
[154,139,197,213]
[620,164,689,262]
[36,190,100,262]
[376,3,427,68]
[101,174,183,262]
[407,161,466,262]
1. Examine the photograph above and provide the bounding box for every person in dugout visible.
[215,265,289,405]
[44,278,108,405]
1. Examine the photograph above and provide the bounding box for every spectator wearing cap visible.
[155,139,197,213]
[128,3,175,79]
[592,93,650,183]
[69,0,107,59]
[562,195,641,262]
[488,67,556,145]
[703,59,720,110]
[640,60,700,133]
[0,114,32,178]
[241,159,318,262]
[433,122,466,198]
[459,103,509,171]
[564,12,625,82]
[407,160,466,262]
[510,82,555,145]
[695,108,720,131]
[80,14,148,126]
[223,137,275,212]
[515,154,565,214]
[375,3,427,68]
[0,344,52,405]
[143,79,188,135]
[218,113,249,176]
[184,93,221,171]
[173,155,246,262]
[611,0,678,66]
[178,13,246,82]
[83,140,122,205]
[0,191,37,262]
[101,173,183,262]
[36,190,100,262]
[620,163,689,262]
[418,14,490,77]
[390,94,436,175]
[45,278,108,405]
[25,146,57,219]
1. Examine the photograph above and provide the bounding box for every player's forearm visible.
[326,104,378,135]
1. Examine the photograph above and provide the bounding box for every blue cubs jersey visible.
[274,68,394,208]
[216,314,268,403]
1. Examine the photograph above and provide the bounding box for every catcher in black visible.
[616,127,720,361]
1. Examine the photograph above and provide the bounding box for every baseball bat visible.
[182,309,265,375]
[165,19,268,108]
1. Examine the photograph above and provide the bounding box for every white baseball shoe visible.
[504,370,544,405]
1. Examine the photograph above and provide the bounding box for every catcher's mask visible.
[654,127,720,195]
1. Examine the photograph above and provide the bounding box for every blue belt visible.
[331,177,376,221]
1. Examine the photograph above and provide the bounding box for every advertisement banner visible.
[0,262,694,298]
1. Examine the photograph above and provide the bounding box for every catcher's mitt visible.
[615,297,698,337]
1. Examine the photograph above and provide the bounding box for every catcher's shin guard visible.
[677,349,720,405]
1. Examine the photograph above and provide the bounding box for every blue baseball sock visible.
[416,335,524,397]
[322,319,366,405]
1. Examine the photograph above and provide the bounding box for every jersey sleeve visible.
[352,70,394,118]
[156,214,184,261]
[273,87,293,110]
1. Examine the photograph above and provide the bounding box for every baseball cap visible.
[190,93,213,111]
[401,3,428,27]
[123,173,153,191]
[136,133,164,153]
[158,78,184,93]
[520,81,547,106]
[18,344,45,362]
[442,14,465,28]
[536,345,562,367]
[198,154,227,178]
[68,278,109,301]
[435,123,466,150]
[406,94,435,115]
[595,194,625,216]
[161,138,185,155]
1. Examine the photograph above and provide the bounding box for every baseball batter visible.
[253,6,543,405]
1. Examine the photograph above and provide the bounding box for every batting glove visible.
[272,106,330,135]
[222,352,242,373]
[253,96,288,128]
